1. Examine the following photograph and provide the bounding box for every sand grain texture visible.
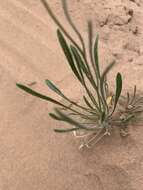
[1,0,143,189]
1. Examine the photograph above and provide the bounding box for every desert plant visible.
[16,0,142,149]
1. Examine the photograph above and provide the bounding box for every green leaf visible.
[54,127,78,133]
[70,45,89,80]
[16,83,68,108]
[17,84,96,122]
[83,95,94,110]
[101,61,116,82]
[101,111,105,123]
[114,73,122,109]
[45,80,62,94]
[49,113,62,120]
[126,92,130,105]
[86,87,99,108]
[46,79,96,114]
[100,61,116,110]
[57,29,82,82]
[70,45,84,81]
[70,46,101,108]
[70,46,88,73]
[110,72,122,115]
[54,108,96,131]
[94,34,100,77]
[45,79,67,99]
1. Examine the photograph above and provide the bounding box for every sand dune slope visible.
[0,0,143,189]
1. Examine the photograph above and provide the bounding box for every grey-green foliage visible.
[16,0,122,131]
[16,0,142,146]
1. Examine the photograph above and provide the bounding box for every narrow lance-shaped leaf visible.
[110,72,122,116]
[70,45,102,108]
[45,79,96,114]
[57,29,82,83]
[16,83,73,111]
[17,84,95,120]
[45,79,67,99]
[94,34,100,77]
[46,80,63,95]
[61,0,86,55]
[85,86,100,111]
[50,111,94,133]
[83,96,95,110]
[70,45,84,81]
[40,0,82,54]
[100,61,116,111]
[54,108,96,131]
[49,113,63,121]
[87,21,101,111]
[101,111,105,123]
[101,61,116,83]
[126,92,130,106]
[54,127,79,133]
[70,44,102,113]
[62,44,100,111]
[70,46,88,74]
[87,21,101,112]
[87,21,96,75]
[49,111,82,133]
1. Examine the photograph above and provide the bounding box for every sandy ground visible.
[1,0,143,189]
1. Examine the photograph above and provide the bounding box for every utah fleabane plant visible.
[16,0,143,149]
